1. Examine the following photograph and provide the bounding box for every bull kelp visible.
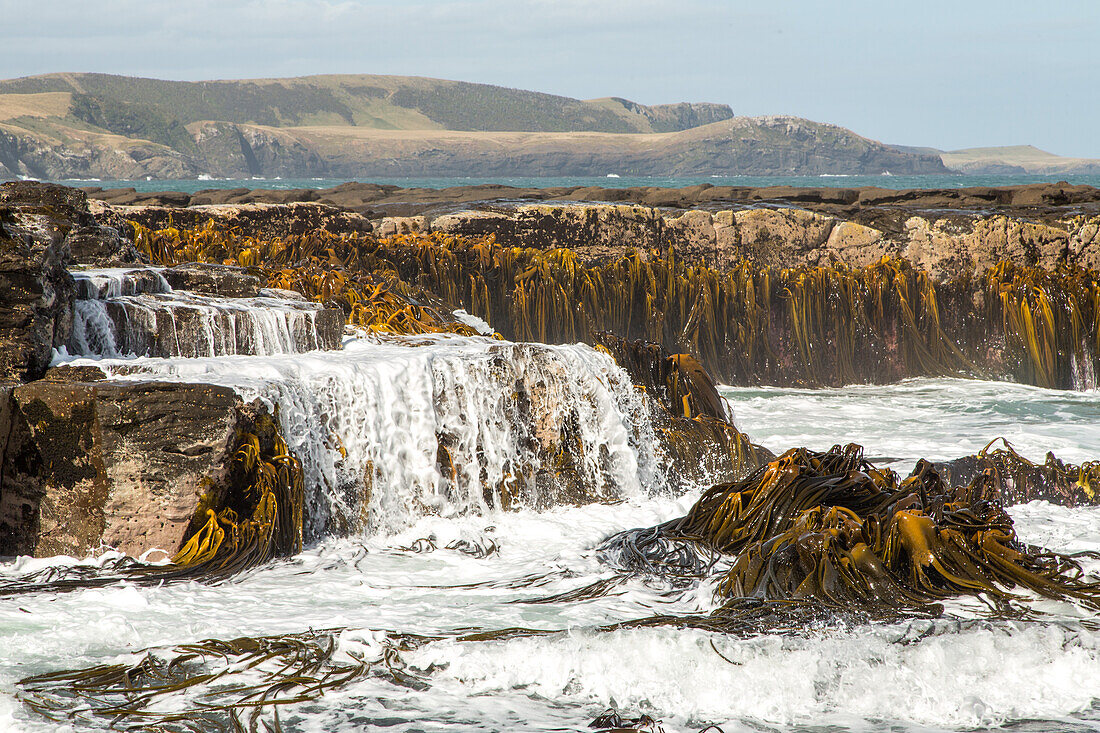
[601,444,1100,614]
[131,222,1100,389]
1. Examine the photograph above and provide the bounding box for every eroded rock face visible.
[117,202,373,239]
[427,203,1097,279]
[0,375,247,558]
[0,184,77,381]
[161,263,264,298]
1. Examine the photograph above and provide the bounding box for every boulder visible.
[0,376,251,558]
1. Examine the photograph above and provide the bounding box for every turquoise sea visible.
[59,173,1100,193]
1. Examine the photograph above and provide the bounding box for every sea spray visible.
[72,336,669,539]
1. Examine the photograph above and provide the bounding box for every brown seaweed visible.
[132,222,1100,389]
[604,444,1100,614]
[18,629,428,732]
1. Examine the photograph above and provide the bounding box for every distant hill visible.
[0,73,948,180]
[941,145,1100,175]
[891,143,1100,175]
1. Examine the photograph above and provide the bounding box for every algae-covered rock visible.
[0,377,247,558]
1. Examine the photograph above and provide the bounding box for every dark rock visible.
[0,183,76,381]
[161,263,264,298]
[0,379,247,557]
[116,202,373,238]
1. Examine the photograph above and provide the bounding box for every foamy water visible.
[3,355,1100,730]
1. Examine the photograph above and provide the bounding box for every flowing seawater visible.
[56,173,1100,194]
[2,366,1100,731]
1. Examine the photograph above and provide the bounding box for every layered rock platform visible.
[3,180,1099,567]
[90,181,1100,280]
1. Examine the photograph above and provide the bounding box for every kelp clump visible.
[934,437,1100,506]
[601,444,1100,614]
[130,221,1100,390]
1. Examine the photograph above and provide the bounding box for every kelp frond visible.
[132,221,1100,389]
[602,444,1100,614]
[18,629,425,732]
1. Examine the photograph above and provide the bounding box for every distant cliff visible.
[0,73,948,179]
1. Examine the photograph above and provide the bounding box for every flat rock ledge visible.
[111,198,1100,281]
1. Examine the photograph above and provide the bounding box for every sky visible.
[2,0,1098,157]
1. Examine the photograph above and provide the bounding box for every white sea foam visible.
[5,341,1100,731]
[66,336,664,537]
[721,378,1100,471]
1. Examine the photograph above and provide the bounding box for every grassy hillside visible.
[0,72,951,179]
[891,142,1100,175]
[941,145,1100,175]
[0,73,733,134]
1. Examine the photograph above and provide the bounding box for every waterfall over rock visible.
[84,337,670,539]
[68,268,343,359]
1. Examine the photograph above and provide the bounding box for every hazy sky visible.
[3,1,1098,156]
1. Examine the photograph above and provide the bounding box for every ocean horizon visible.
[46,172,1100,194]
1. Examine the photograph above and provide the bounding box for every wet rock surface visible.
[160,263,264,298]
[0,183,358,559]
[0,183,77,381]
[0,377,247,558]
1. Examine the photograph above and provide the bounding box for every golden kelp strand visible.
[131,221,1100,389]
[604,444,1100,614]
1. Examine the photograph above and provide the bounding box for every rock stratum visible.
[0,73,948,179]
[2,180,1098,571]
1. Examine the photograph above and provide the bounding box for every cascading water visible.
[74,336,669,539]
[67,268,340,359]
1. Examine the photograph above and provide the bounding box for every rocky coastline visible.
[2,180,1098,566]
[86,180,1100,279]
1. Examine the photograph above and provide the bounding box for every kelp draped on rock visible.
[132,221,483,338]
[0,403,304,596]
[601,444,1100,614]
[132,223,1100,389]
[592,331,773,489]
